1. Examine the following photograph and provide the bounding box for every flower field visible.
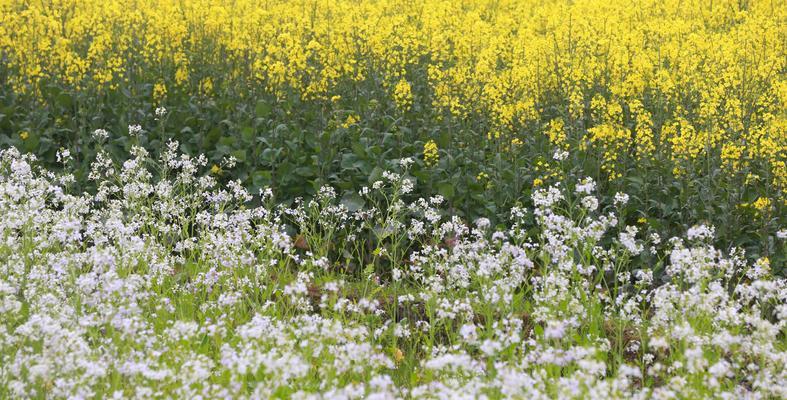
[0,0,786,398]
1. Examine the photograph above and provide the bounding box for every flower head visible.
[423,140,439,167]
[128,124,143,136]
[92,129,109,141]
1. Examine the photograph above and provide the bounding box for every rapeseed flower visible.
[423,140,439,167]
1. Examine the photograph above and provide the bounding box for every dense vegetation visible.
[0,0,785,262]
[0,147,785,398]
[0,0,785,397]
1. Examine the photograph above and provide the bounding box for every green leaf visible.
[341,153,358,170]
[24,134,40,152]
[437,182,455,199]
[252,170,272,187]
[260,148,281,164]
[56,93,73,108]
[295,166,314,177]
[204,127,222,147]
[438,131,451,148]
[240,126,255,143]
[352,142,367,158]
[255,101,271,118]
[368,166,383,184]
[231,149,247,162]
[340,191,365,212]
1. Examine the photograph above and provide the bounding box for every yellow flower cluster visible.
[393,78,413,112]
[0,0,784,188]
[153,82,167,102]
[546,119,568,151]
[342,114,359,129]
[423,140,439,167]
[739,196,774,219]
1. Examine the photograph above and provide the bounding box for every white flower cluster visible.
[128,124,143,136]
[0,145,784,399]
[92,128,109,141]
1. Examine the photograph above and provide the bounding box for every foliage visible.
[0,0,784,261]
[0,146,785,398]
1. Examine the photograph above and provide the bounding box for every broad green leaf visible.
[255,101,271,118]
[340,191,365,212]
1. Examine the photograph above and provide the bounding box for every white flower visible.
[553,149,569,161]
[776,229,787,240]
[401,178,414,194]
[391,268,402,281]
[708,360,732,378]
[575,177,596,194]
[223,155,237,168]
[543,320,568,339]
[382,170,400,182]
[56,148,72,163]
[532,186,564,209]
[128,124,143,136]
[399,157,414,168]
[686,224,715,242]
[318,185,337,200]
[92,128,109,140]
[581,196,599,211]
[459,324,478,343]
[619,225,643,255]
[155,106,167,118]
[614,192,629,206]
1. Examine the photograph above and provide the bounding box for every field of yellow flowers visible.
[2,0,785,227]
[0,0,786,397]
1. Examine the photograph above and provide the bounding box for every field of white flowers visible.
[0,142,785,399]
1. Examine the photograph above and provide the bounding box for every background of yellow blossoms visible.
[0,0,784,239]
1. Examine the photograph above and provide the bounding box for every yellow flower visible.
[199,77,214,95]
[331,95,342,103]
[533,178,544,187]
[393,347,404,364]
[210,164,221,175]
[546,119,567,150]
[752,197,771,213]
[637,217,647,224]
[752,257,771,278]
[342,114,359,128]
[423,140,439,167]
[393,78,412,111]
[175,66,189,86]
[745,174,761,186]
[476,172,492,189]
[153,81,167,101]
[19,131,29,140]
